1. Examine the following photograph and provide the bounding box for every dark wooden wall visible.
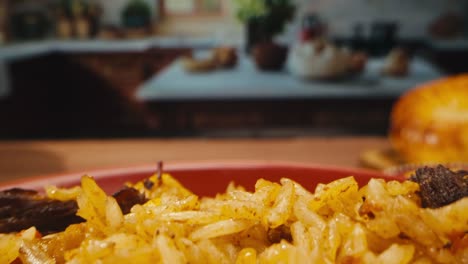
[0,48,190,138]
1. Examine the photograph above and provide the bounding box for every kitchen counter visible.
[132,55,442,136]
[0,137,388,181]
[137,55,441,101]
[0,37,214,99]
[0,37,213,61]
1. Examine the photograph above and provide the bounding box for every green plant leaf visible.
[234,0,295,37]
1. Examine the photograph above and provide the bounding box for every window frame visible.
[160,0,224,17]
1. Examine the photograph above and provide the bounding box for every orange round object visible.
[390,74,468,163]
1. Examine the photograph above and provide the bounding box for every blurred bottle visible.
[71,0,90,39]
[350,23,366,51]
[75,17,90,39]
[87,1,102,37]
[55,0,102,39]
[368,21,398,56]
[56,15,73,39]
[300,13,326,42]
[0,2,5,44]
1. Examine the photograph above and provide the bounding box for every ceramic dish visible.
[0,162,400,196]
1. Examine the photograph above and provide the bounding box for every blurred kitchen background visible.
[0,0,467,139]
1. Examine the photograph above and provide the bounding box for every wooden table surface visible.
[0,137,389,182]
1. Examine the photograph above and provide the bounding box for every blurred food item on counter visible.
[385,163,468,179]
[213,46,238,69]
[98,24,153,40]
[381,47,410,77]
[288,39,365,79]
[429,12,464,39]
[252,41,288,71]
[390,74,468,164]
[300,13,326,42]
[181,56,218,73]
[97,25,125,40]
[124,27,151,39]
[349,51,367,74]
[360,149,468,174]
[182,46,238,73]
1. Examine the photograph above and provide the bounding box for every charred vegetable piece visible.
[0,186,148,234]
[409,165,468,208]
[267,224,292,244]
[113,186,148,214]
[0,189,83,235]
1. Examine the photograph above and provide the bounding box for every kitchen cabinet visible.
[136,55,441,136]
[427,39,468,74]
[0,47,191,138]
[70,47,191,95]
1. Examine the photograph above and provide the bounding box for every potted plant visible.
[236,0,295,70]
[122,0,151,29]
[234,0,295,71]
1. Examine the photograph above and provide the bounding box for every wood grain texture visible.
[0,137,389,181]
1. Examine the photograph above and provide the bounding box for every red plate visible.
[0,162,401,196]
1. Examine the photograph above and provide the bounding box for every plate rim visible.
[0,160,392,190]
